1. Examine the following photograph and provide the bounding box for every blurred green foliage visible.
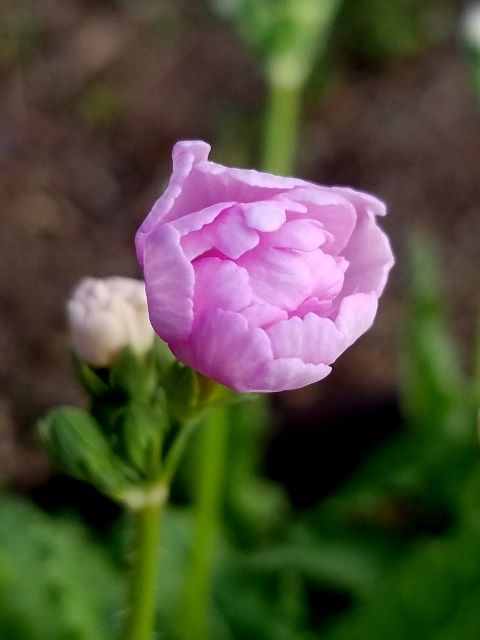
[334,0,452,63]
[0,494,121,640]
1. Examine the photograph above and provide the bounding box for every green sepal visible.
[71,352,109,398]
[151,336,176,378]
[109,347,156,403]
[163,362,200,421]
[38,406,133,496]
[115,394,169,478]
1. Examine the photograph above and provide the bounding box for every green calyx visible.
[40,339,232,506]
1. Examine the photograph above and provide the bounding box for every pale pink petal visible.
[181,230,213,261]
[198,161,311,200]
[341,214,394,296]
[237,246,313,311]
[143,225,194,342]
[241,202,286,231]
[170,202,234,236]
[303,251,347,301]
[193,258,251,313]
[136,141,212,263]
[293,297,333,317]
[266,219,327,251]
[334,292,378,346]
[266,313,346,365]
[288,187,357,255]
[209,207,259,259]
[252,358,332,392]
[171,310,273,392]
[332,187,387,216]
[271,195,308,214]
[241,303,288,328]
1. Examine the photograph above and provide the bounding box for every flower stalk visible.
[262,78,302,175]
[180,404,229,640]
[122,497,164,640]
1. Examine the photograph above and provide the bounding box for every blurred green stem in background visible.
[260,0,341,174]
[473,305,480,408]
[181,404,228,640]
[122,497,164,640]
[262,79,302,175]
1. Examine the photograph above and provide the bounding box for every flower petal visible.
[332,187,387,216]
[288,187,357,255]
[293,297,333,317]
[209,206,259,259]
[266,313,346,365]
[171,310,273,392]
[241,202,286,231]
[193,258,251,313]
[136,141,211,264]
[237,246,312,311]
[266,219,327,251]
[241,303,288,328]
[303,251,347,301]
[143,225,194,342]
[334,292,379,346]
[341,213,394,296]
[252,358,331,392]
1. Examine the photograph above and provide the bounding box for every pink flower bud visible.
[136,141,394,392]
[67,277,154,367]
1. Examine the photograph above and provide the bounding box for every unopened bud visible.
[67,277,154,367]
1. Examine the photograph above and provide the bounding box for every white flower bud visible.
[67,277,154,367]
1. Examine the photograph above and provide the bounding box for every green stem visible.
[181,404,229,640]
[162,417,199,487]
[261,79,303,175]
[122,500,163,640]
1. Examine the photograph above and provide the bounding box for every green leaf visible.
[324,518,480,640]
[0,493,121,640]
[39,406,132,495]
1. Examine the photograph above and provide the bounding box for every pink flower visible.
[136,141,394,393]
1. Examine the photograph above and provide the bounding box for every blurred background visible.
[1,1,480,639]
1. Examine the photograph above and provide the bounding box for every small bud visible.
[67,277,154,368]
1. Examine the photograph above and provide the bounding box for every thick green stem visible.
[122,500,163,640]
[181,404,229,640]
[262,79,303,175]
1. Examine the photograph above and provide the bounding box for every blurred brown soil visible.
[0,0,479,488]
